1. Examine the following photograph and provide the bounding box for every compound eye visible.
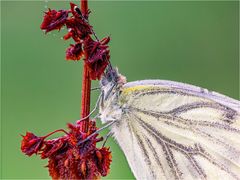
[100,78,108,87]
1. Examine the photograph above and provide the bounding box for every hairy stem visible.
[79,0,91,133]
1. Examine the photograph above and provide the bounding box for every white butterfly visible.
[97,67,240,180]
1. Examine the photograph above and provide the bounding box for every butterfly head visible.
[99,66,126,123]
[100,66,126,92]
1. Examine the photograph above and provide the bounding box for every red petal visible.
[63,31,73,40]
[84,36,110,80]
[69,2,80,19]
[40,9,68,33]
[65,18,92,40]
[87,58,109,80]
[101,36,111,45]
[70,2,89,19]
[98,147,112,176]
[21,132,44,156]
[65,43,84,61]
[41,137,68,159]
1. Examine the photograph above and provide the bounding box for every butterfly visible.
[94,66,240,180]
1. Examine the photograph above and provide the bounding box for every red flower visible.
[40,9,69,33]
[70,2,84,19]
[44,121,111,179]
[36,3,113,179]
[66,43,84,60]
[84,36,110,80]
[96,148,112,176]
[65,17,92,41]
[21,132,44,156]
[21,121,112,179]
[41,136,68,159]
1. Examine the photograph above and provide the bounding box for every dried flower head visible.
[23,2,113,179]
[66,43,84,60]
[40,9,69,33]
[21,132,44,156]
[84,36,110,80]
[20,121,112,179]
[66,2,92,40]
[39,2,110,79]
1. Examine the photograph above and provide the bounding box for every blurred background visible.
[1,1,239,179]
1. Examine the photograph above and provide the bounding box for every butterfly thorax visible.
[99,68,126,124]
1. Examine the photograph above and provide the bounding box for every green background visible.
[1,1,239,179]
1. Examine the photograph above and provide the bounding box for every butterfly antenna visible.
[108,62,113,70]
[77,121,116,145]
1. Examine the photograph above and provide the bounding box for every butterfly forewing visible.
[112,80,240,180]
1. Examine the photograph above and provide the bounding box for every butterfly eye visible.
[101,67,119,87]
[100,78,108,87]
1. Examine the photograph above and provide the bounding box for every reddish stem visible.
[79,0,91,133]
[80,63,91,132]
[42,129,69,139]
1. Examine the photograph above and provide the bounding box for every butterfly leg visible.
[102,131,114,147]
[76,91,103,124]
[91,87,100,91]
[77,120,116,145]
[91,114,100,121]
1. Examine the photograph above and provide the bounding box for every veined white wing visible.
[110,80,240,180]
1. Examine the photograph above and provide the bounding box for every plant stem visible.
[79,0,91,133]
[80,63,91,132]
[43,129,69,139]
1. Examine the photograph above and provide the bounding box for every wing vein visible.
[131,113,183,179]
[142,134,166,178]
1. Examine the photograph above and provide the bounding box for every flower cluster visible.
[84,36,110,80]
[40,2,110,80]
[21,121,111,179]
[21,2,113,179]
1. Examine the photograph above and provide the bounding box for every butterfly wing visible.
[111,80,240,180]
